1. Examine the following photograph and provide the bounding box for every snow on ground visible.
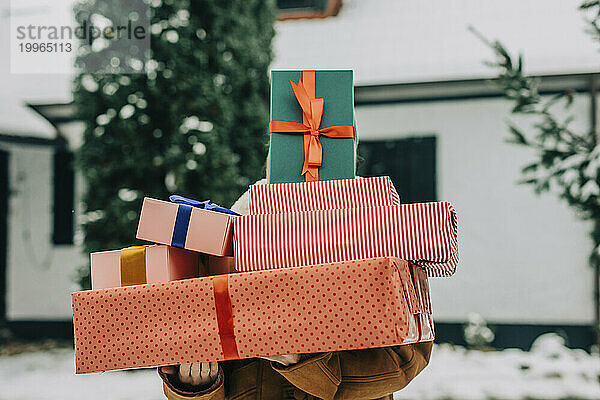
[1,334,598,400]
[1,349,163,400]
[396,334,600,400]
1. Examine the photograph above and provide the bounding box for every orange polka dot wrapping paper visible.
[71,257,433,374]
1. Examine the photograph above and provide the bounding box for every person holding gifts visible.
[69,70,450,399]
[157,71,435,399]
[157,179,433,400]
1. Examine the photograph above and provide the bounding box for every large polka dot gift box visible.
[72,257,432,374]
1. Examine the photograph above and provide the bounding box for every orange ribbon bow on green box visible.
[269,70,356,182]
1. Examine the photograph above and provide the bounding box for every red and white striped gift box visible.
[234,202,458,277]
[249,176,400,214]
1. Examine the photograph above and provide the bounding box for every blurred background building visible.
[1,0,599,350]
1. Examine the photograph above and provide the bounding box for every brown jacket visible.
[159,342,432,400]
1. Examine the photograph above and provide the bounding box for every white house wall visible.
[355,95,595,325]
[273,0,600,84]
[5,144,86,320]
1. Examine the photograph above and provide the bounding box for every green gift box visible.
[269,70,356,184]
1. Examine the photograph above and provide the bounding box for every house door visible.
[0,149,8,321]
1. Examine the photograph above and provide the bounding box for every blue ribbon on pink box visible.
[169,195,239,249]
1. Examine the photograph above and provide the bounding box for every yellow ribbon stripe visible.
[120,245,148,286]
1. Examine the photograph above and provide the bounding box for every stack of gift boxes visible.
[72,70,458,374]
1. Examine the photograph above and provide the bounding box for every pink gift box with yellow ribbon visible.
[90,245,200,290]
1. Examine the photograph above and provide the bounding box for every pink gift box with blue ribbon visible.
[136,195,239,256]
